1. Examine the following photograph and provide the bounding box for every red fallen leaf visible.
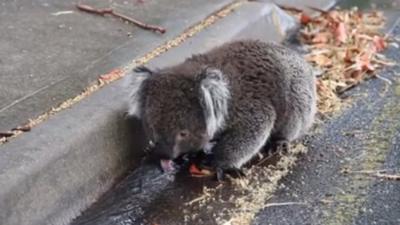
[189,164,213,176]
[99,68,124,81]
[300,13,312,25]
[373,35,386,52]
[189,164,204,175]
[335,22,347,43]
[359,52,375,71]
[348,52,374,73]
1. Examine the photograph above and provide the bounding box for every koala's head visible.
[128,64,230,160]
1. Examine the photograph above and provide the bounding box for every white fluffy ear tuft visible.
[127,66,152,118]
[199,68,230,138]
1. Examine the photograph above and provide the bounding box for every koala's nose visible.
[153,144,175,159]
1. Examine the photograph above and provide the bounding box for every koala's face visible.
[131,64,230,161]
[142,74,209,160]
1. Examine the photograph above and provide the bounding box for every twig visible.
[186,193,210,205]
[76,3,166,34]
[306,5,329,14]
[111,10,166,34]
[343,169,400,181]
[375,74,393,85]
[255,151,278,166]
[275,3,303,13]
[336,83,358,95]
[342,169,387,174]
[76,4,112,15]
[264,202,307,208]
[374,173,400,180]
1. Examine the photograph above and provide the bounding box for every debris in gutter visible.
[342,168,400,181]
[0,132,14,138]
[0,124,32,139]
[76,3,166,34]
[99,68,124,84]
[278,5,394,114]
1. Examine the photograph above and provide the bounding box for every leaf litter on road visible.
[294,6,394,114]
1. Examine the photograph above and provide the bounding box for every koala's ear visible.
[127,66,153,118]
[198,68,230,137]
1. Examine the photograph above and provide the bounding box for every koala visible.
[127,40,316,178]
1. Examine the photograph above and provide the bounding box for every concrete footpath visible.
[0,0,234,131]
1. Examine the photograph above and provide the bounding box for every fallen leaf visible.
[189,164,213,176]
[300,13,312,25]
[335,22,347,43]
[372,35,386,52]
[99,69,124,82]
[359,52,375,71]
[189,164,202,175]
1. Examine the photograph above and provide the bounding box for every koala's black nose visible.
[153,144,174,160]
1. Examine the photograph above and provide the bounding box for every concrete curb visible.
[0,1,334,225]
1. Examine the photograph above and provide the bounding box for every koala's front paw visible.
[215,167,246,182]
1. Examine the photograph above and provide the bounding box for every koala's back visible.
[189,40,316,140]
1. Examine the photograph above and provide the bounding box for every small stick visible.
[76,4,112,15]
[336,83,358,95]
[76,3,166,34]
[275,3,303,13]
[186,193,210,205]
[343,169,400,181]
[374,173,400,180]
[255,151,279,166]
[111,11,166,34]
[264,202,307,208]
[306,5,329,14]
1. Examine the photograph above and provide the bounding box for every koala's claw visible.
[271,139,290,154]
[216,167,246,182]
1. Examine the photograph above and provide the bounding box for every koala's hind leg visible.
[211,112,276,175]
[270,107,315,154]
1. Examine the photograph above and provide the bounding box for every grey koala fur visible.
[128,40,316,171]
